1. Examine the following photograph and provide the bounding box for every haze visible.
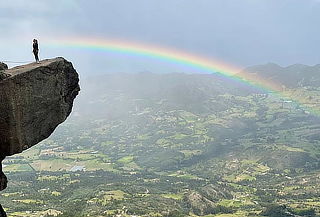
[0,0,319,75]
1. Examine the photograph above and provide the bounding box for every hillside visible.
[1,69,320,216]
[242,63,320,88]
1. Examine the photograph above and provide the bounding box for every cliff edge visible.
[0,58,80,216]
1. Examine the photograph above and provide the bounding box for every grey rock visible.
[0,63,7,71]
[0,204,6,217]
[0,57,79,157]
[0,56,79,181]
[0,63,9,81]
[0,158,7,192]
[0,57,79,216]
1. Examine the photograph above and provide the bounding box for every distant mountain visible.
[242,63,320,88]
[5,70,320,216]
[76,73,262,119]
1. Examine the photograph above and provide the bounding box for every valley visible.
[1,72,320,217]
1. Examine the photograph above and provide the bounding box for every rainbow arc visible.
[45,37,319,115]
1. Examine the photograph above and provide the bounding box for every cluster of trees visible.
[262,204,316,217]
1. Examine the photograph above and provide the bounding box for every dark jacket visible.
[33,42,39,51]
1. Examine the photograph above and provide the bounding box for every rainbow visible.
[44,36,319,115]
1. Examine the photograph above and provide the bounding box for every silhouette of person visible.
[32,39,39,63]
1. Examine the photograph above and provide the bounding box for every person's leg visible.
[33,51,39,62]
[33,51,37,62]
[36,51,39,62]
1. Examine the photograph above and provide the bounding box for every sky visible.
[0,0,320,76]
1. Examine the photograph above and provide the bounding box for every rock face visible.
[0,57,80,216]
[0,205,5,217]
[0,63,9,80]
[0,57,79,157]
[0,63,8,71]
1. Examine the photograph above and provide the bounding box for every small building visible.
[70,165,86,172]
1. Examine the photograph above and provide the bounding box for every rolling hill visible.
[2,65,320,216]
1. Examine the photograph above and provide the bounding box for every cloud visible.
[1,0,320,72]
[0,0,81,19]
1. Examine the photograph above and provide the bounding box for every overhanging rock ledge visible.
[0,57,80,195]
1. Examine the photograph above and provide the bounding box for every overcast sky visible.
[0,0,319,76]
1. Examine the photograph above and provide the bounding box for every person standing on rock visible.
[32,39,39,63]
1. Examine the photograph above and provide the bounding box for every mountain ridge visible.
[241,62,320,88]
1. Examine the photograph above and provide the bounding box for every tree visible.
[261,204,292,217]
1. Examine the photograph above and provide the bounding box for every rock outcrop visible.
[0,57,80,216]
[0,63,9,80]
[0,63,8,71]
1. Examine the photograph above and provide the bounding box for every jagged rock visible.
[0,63,7,71]
[0,63,9,81]
[0,57,79,158]
[0,158,7,192]
[0,73,10,81]
[0,57,79,216]
[0,204,6,217]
